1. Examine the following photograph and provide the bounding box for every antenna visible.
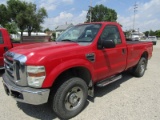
[133,2,138,30]
[89,0,92,22]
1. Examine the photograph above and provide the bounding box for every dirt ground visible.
[0,41,160,120]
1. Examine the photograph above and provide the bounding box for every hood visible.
[9,42,82,64]
[11,42,79,54]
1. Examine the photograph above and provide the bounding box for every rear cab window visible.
[0,31,4,44]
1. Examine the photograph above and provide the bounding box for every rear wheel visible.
[50,77,88,119]
[132,57,147,77]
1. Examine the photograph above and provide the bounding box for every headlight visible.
[27,66,46,88]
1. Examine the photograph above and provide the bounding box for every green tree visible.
[44,28,50,33]
[5,22,18,34]
[26,3,47,36]
[0,0,47,39]
[0,4,10,27]
[144,31,149,37]
[149,30,155,36]
[7,0,29,38]
[144,30,160,37]
[0,3,19,34]
[52,32,56,40]
[6,0,47,38]
[155,30,160,37]
[86,4,117,22]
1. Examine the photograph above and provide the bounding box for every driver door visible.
[94,25,127,81]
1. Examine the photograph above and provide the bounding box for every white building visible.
[55,23,73,38]
[11,32,48,39]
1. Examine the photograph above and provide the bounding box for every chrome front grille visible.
[4,51,28,86]
[13,60,21,80]
[4,57,14,79]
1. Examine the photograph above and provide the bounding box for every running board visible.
[96,74,122,87]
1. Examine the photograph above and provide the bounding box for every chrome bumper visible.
[2,74,50,105]
[0,66,4,70]
[152,41,157,45]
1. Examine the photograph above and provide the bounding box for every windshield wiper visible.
[77,40,91,42]
[61,39,75,42]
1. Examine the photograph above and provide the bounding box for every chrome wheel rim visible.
[140,60,146,74]
[65,86,83,111]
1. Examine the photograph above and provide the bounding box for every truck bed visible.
[126,41,152,45]
[125,40,153,70]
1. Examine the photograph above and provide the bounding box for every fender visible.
[135,48,147,65]
[140,45,149,59]
[144,43,152,59]
[42,59,96,88]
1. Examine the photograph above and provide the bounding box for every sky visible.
[0,0,160,32]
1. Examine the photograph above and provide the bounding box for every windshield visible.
[56,24,101,42]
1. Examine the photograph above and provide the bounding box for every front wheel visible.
[50,77,88,119]
[132,57,147,77]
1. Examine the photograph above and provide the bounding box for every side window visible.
[100,25,122,45]
[0,31,4,44]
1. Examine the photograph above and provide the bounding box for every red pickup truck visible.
[0,28,33,69]
[2,22,153,119]
[0,28,50,69]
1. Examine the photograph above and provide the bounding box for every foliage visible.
[0,4,10,27]
[86,4,117,22]
[155,30,160,37]
[7,0,47,37]
[6,0,26,36]
[25,3,47,36]
[144,30,160,37]
[0,0,47,41]
[5,22,18,34]
[52,32,56,40]
[144,31,149,37]
[44,28,51,33]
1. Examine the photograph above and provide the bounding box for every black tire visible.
[132,57,147,77]
[50,77,88,119]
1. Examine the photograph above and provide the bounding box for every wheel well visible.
[52,67,92,89]
[141,51,148,59]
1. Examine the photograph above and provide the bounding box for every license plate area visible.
[3,84,10,95]
[3,84,23,99]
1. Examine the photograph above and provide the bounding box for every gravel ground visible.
[0,41,160,120]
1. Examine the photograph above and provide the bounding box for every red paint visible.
[5,22,153,88]
[0,28,49,67]
[0,28,12,66]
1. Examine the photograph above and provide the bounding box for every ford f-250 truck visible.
[0,28,50,69]
[2,22,153,119]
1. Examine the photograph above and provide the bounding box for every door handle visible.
[4,47,8,52]
[122,48,126,54]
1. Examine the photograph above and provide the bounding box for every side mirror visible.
[102,40,116,48]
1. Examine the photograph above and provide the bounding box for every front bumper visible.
[2,74,50,105]
[0,66,4,70]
